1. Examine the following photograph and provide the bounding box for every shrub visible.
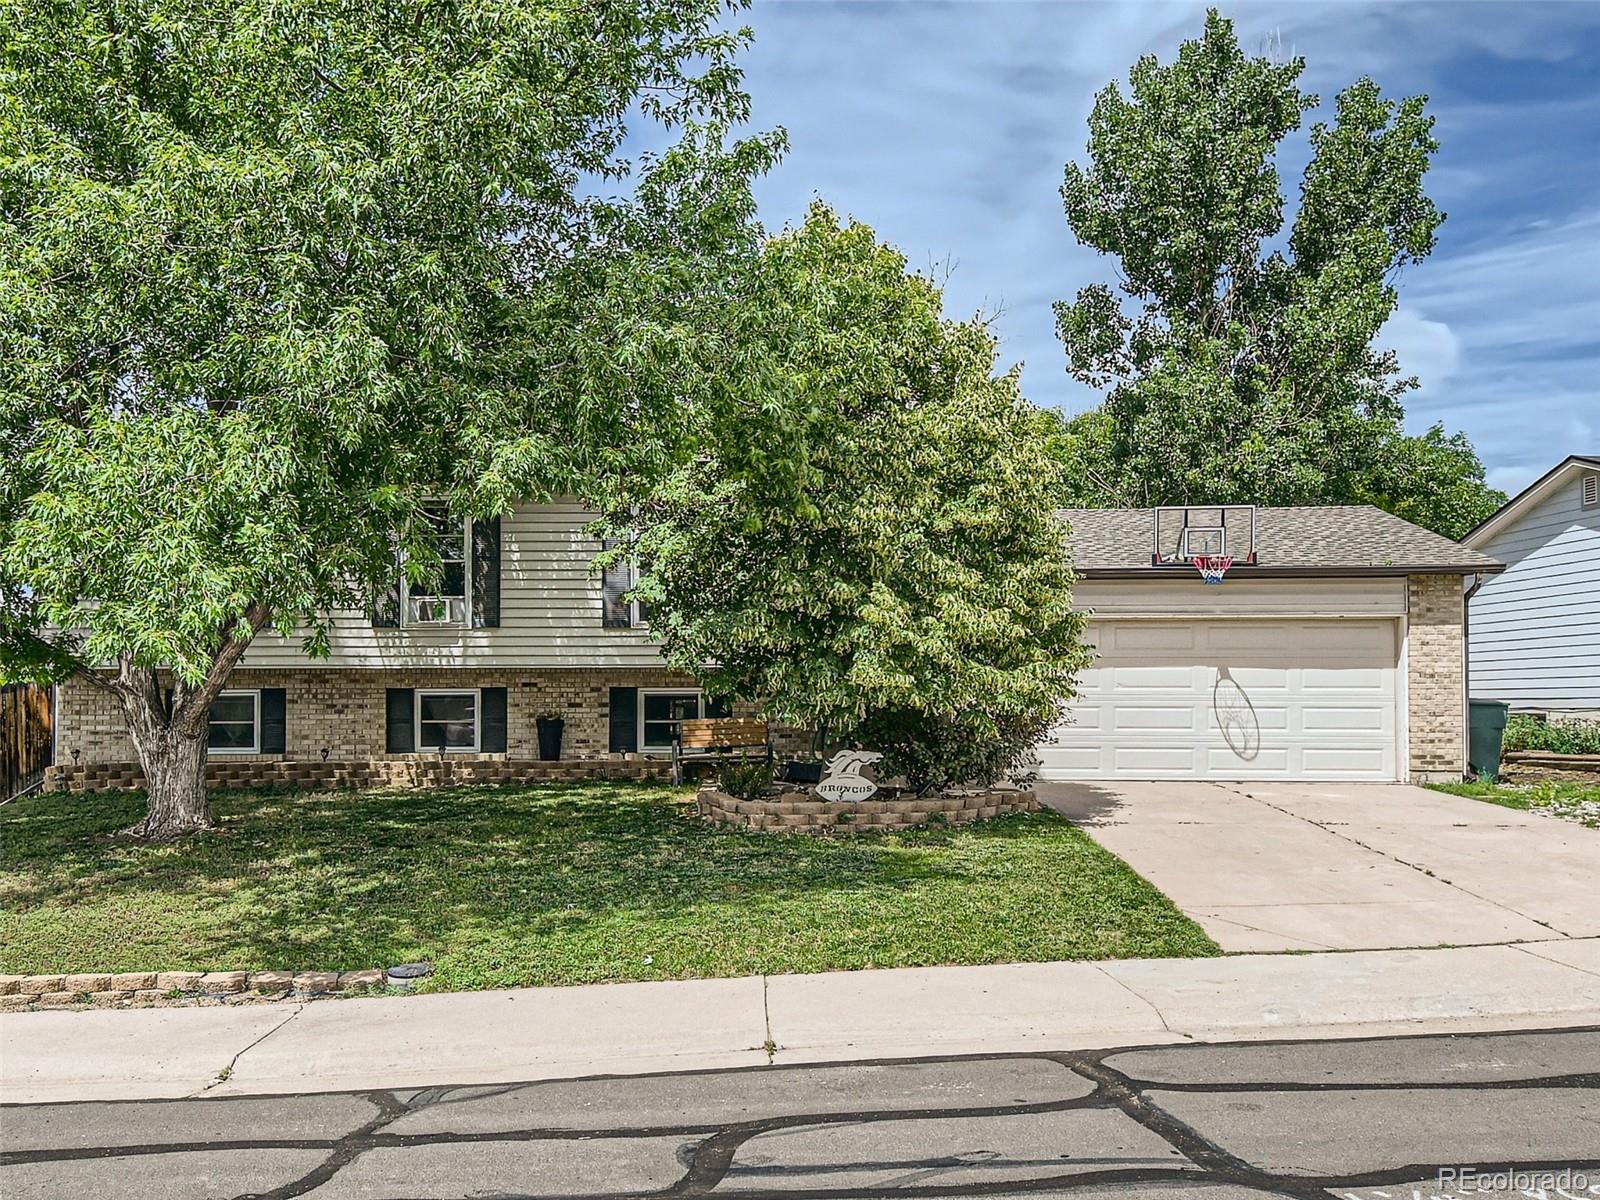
[852,707,1051,795]
[716,754,776,802]
[1502,715,1600,756]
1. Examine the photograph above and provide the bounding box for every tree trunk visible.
[118,688,213,840]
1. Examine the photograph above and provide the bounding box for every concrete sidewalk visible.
[5,938,1599,1103]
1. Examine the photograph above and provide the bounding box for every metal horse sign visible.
[815,749,882,803]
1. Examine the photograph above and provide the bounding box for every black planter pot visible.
[536,717,565,762]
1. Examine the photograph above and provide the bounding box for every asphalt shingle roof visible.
[1058,506,1503,576]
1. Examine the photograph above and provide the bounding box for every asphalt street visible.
[3,1026,1598,1200]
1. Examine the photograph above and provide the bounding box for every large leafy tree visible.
[615,208,1092,793]
[1055,10,1503,538]
[0,0,783,837]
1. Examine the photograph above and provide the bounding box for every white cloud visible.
[1381,307,1461,399]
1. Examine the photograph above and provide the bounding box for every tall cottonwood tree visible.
[0,0,784,837]
[1055,10,1503,537]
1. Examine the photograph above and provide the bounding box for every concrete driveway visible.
[1039,781,1600,953]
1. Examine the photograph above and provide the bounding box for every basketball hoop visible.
[1193,555,1233,585]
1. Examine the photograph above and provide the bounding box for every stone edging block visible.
[0,967,389,1013]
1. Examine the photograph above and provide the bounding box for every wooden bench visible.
[671,717,772,784]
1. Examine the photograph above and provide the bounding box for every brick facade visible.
[48,667,797,792]
[1407,573,1467,783]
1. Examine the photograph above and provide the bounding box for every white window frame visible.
[415,688,481,754]
[402,507,473,629]
[208,689,261,756]
[638,688,704,753]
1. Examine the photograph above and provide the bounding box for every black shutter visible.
[471,516,501,628]
[600,539,632,628]
[706,694,733,718]
[259,689,286,754]
[373,539,402,628]
[608,687,638,753]
[480,687,507,753]
[385,688,415,753]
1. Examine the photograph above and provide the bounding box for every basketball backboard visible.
[1152,505,1257,566]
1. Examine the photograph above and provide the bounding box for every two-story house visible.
[48,501,734,791]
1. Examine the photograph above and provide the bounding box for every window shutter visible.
[471,516,501,628]
[385,688,415,753]
[260,689,287,754]
[608,687,638,753]
[706,695,733,718]
[480,687,507,753]
[600,540,632,628]
[373,539,402,628]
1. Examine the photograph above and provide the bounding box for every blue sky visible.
[730,1,1600,495]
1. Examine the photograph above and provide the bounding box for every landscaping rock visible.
[155,971,204,992]
[18,975,64,996]
[35,992,81,1009]
[252,971,294,994]
[0,995,34,1012]
[338,969,385,989]
[293,971,341,994]
[0,976,23,995]
[200,971,249,994]
[110,972,158,990]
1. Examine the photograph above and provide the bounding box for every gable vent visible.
[1585,472,1599,509]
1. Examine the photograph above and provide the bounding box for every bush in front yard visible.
[1503,714,1600,756]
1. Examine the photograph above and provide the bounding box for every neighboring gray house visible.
[1462,455,1600,715]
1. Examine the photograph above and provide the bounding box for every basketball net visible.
[1193,555,1233,584]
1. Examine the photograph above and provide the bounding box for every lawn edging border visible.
[0,968,386,1013]
[696,785,1038,831]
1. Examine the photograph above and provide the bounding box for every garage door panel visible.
[1037,618,1399,782]
[1301,705,1386,732]
[1111,746,1199,773]
[1301,747,1391,776]
[1302,666,1388,690]
[1112,705,1200,731]
[1204,746,1290,774]
[1110,624,1197,651]
[1206,624,1291,652]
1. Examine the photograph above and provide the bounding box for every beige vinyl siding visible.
[1071,576,1408,618]
[1468,473,1600,710]
[239,501,665,670]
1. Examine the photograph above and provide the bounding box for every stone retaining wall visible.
[0,968,386,1013]
[46,757,669,794]
[1500,751,1600,784]
[697,786,1038,832]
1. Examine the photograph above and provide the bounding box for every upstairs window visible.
[406,504,469,626]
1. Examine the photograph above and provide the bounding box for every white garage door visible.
[1038,618,1400,781]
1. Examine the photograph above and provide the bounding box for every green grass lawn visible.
[1428,779,1600,829]
[0,782,1218,991]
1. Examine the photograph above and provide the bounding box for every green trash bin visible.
[1468,699,1511,779]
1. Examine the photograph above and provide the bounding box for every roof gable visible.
[1463,456,1600,548]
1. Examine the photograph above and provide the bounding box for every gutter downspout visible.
[1461,572,1488,778]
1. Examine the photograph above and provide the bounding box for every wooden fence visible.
[1,683,53,801]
